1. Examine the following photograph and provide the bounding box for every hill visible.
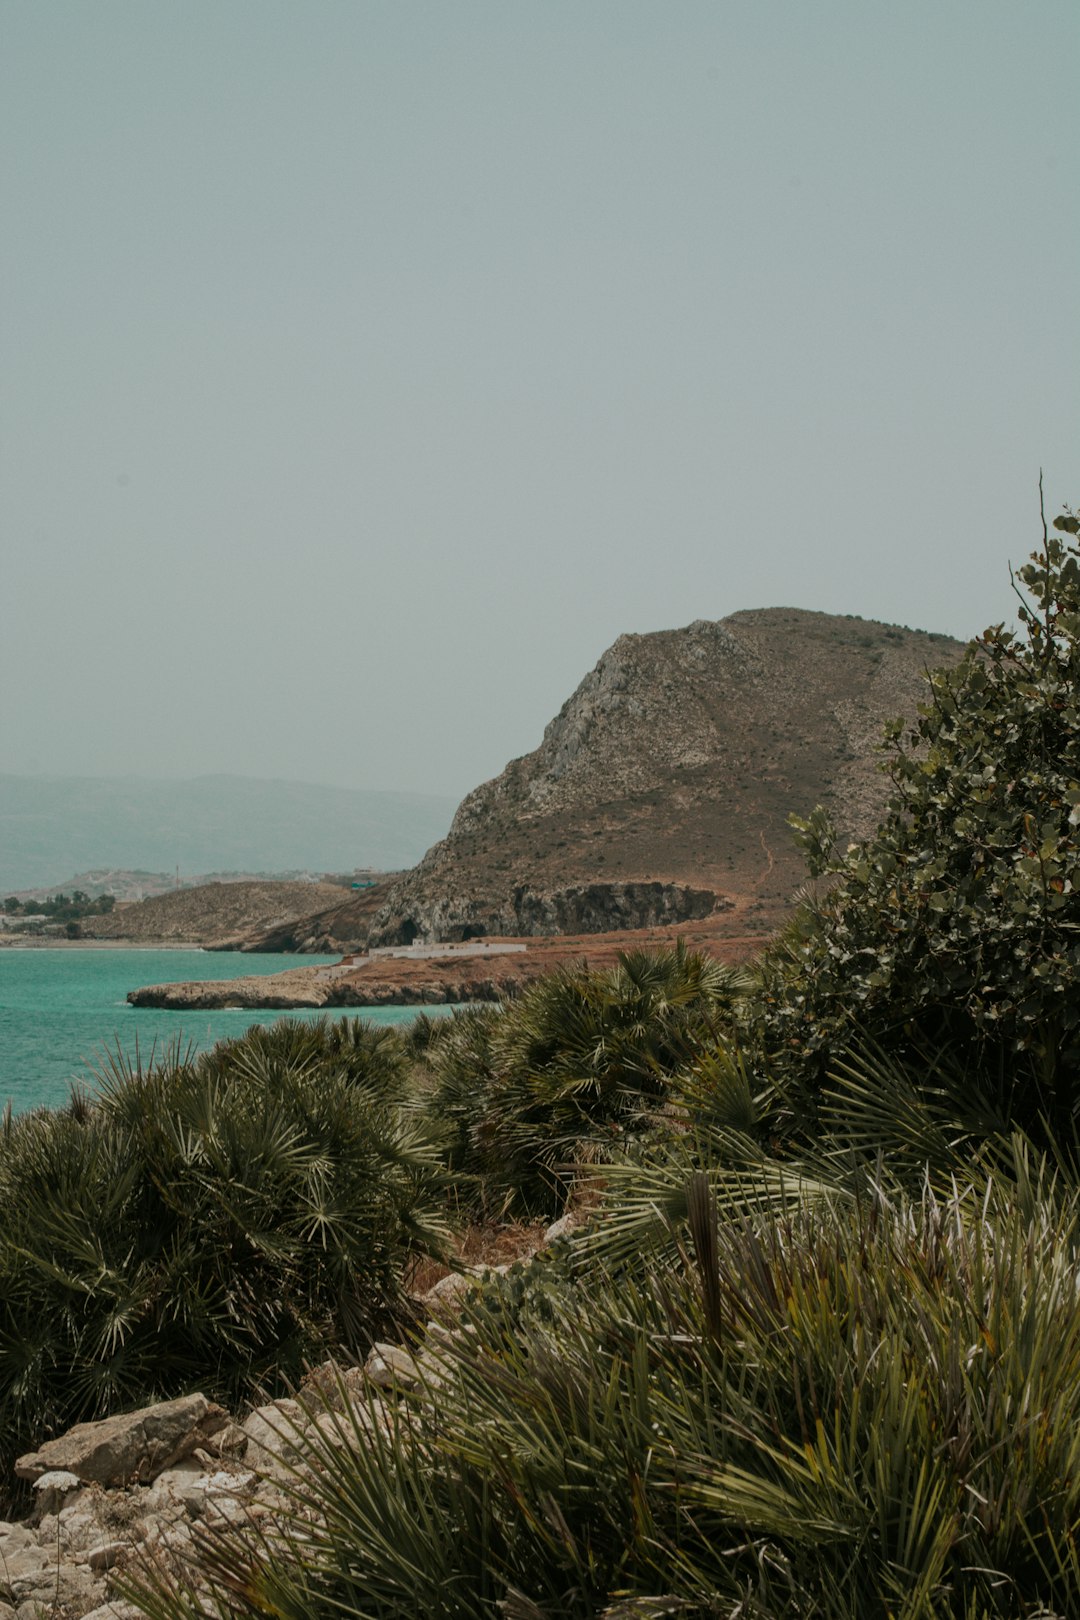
[0,774,456,894]
[6,868,368,905]
[78,880,349,948]
[366,608,962,945]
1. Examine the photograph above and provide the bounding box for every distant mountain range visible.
[0,774,457,895]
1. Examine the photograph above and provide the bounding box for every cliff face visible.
[369,608,963,947]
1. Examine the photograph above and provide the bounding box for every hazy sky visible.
[2,2,1076,800]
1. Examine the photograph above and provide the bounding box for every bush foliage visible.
[766,502,1080,1141]
[131,1173,1080,1620]
[0,1018,449,1484]
[424,944,747,1217]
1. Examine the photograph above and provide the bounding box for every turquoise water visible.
[0,950,440,1115]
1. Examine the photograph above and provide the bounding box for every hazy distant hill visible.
[0,774,456,895]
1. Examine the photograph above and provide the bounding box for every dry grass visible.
[406,1218,548,1297]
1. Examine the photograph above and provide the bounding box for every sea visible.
[0,949,445,1116]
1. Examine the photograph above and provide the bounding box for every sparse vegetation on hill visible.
[369,608,964,947]
[1,887,118,939]
[77,878,347,947]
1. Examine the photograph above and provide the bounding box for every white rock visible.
[38,1502,98,1557]
[309,1398,388,1455]
[364,1342,421,1391]
[0,1543,51,1602]
[300,1359,367,1413]
[241,1400,309,1470]
[542,1211,582,1244]
[4,1554,96,1608]
[0,1524,35,1557]
[87,1540,126,1572]
[421,1270,475,1316]
[15,1394,227,1487]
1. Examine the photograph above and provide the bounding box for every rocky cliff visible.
[368,608,962,946]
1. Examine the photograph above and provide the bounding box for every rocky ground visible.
[0,1223,569,1619]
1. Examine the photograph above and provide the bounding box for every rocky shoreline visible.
[127,965,523,1010]
[126,911,776,1012]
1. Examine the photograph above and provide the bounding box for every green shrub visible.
[0,1018,449,1487]
[426,945,748,1218]
[194,1012,412,1102]
[764,499,1080,1142]
[128,1172,1080,1619]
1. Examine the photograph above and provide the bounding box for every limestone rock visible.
[543,1211,584,1245]
[421,1269,476,1317]
[300,1359,368,1414]
[241,1400,310,1471]
[309,1400,388,1455]
[0,1524,36,1558]
[88,1539,126,1572]
[0,1541,96,1607]
[203,1418,248,1457]
[364,1342,421,1391]
[15,1394,228,1487]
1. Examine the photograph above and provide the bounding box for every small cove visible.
[0,949,445,1114]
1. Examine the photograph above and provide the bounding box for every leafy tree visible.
[766,490,1080,1138]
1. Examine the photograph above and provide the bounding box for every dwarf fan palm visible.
[0,1019,450,1496]
[126,1170,1080,1620]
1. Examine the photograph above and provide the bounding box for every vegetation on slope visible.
[7,496,1080,1615]
[133,1172,1080,1620]
[760,499,1080,1147]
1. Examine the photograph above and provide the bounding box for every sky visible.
[2,1,1077,802]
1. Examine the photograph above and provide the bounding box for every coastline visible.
[127,911,776,1011]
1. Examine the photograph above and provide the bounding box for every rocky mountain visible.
[366,608,963,946]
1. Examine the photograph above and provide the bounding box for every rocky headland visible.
[123,607,962,1008]
[365,607,961,947]
[126,911,767,1010]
